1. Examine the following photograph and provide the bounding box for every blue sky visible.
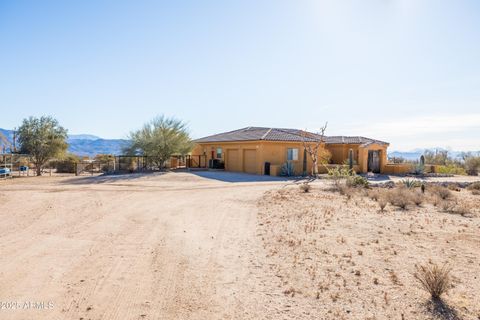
[1,0,479,151]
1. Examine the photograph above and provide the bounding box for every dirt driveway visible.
[0,172,290,320]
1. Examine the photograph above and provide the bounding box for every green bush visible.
[346,175,369,188]
[400,178,421,189]
[54,154,80,173]
[436,165,467,175]
[465,156,480,176]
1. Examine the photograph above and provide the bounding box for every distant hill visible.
[69,134,101,141]
[388,149,477,161]
[0,128,128,156]
[67,138,128,156]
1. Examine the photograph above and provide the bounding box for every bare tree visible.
[301,122,329,176]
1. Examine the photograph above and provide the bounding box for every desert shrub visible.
[414,263,451,299]
[452,203,472,216]
[431,196,441,207]
[54,154,80,173]
[446,183,461,192]
[401,179,421,189]
[411,191,424,206]
[387,187,412,210]
[440,200,456,212]
[436,165,467,175]
[339,185,355,198]
[346,175,369,188]
[464,156,480,176]
[430,186,452,200]
[467,182,480,191]
[327,166,350,192]
[471,189,480,196]
[369,190,380,201]
[299,182,311,193]
[378,197,387,211]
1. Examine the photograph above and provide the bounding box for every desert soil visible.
[0,172,479,320]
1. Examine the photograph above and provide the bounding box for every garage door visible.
[226,149,241,172]
[243,149,257,174]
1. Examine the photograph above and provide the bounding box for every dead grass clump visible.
[447,183,461,192]
[467,182,480,195]
[414,263,451,299]
[430,186,452,200]
[369,190,380,201]
[411,191,424,206]
[339,184,355,198]
[451,203,473,217]
[378,197,387,211]
[387,187,412,210]
[299,182,311,193]
[440,200,456,212]
[467,181,480,190]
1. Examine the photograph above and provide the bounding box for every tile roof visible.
[194,127,389,146]
[324,136,389,146]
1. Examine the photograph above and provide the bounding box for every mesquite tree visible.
[301,123,329,176]
[17,116,68,176]
[123,115,193,169]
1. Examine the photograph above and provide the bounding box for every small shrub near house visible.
[467,182,480,195]
[378,197,388,211]
[346,175,369,188]
[386,187,412,210]
[328,166,369,191]
[400,178,421,189]
[299,182,311,193]
[411,191,424,206]
[430,185,452,200]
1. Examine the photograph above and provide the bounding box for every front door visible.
[368,150,380,173]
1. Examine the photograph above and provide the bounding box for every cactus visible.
[348,149,354,171]
[420,155,425,166]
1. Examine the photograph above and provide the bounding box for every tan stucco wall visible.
[326,143,388,173]
[192,141,327,175]
[325,144,360,165]
[192,141,389,175]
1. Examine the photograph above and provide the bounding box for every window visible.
[287,148,299,161]
[216,147,222,159]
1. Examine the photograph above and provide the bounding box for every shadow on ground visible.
[189,171,292,183]
[424,298,460,320]
[60,172,167,185]
[362,174,393,182]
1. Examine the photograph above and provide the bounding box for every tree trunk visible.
[36,165,42,176]
[312,159,318,176]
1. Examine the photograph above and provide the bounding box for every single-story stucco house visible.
[190,127,389,176]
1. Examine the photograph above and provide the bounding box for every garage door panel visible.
[227,149,241,172]
[244,149,257,174]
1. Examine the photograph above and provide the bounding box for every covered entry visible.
[243,149,257,174]
[367,150,381,173]
[226,149,241,172]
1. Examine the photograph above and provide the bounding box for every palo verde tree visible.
[123,115,193,169]
[301,122,330,176]
[17,116,69,176]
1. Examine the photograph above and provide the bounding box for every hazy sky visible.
[1,0,479,151]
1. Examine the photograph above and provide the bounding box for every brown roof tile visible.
[193,127,388,146]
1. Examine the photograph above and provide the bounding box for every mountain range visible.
[0,128,127,157]
[1,127,478,158]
